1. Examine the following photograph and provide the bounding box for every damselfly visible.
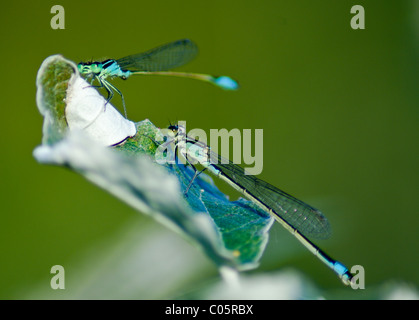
[165,124,354,285]
[78,39,239,117]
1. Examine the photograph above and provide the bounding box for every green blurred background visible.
[0,0,417,299]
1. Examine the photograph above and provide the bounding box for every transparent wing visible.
[116,39,198,72]
[210,150,332,240]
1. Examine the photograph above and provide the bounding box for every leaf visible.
[33,54,273,271]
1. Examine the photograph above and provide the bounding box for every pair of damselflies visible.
[78,39,354,285]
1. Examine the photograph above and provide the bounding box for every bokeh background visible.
[0,0,417,299]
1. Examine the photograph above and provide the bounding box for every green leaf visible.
[35,55,74,144]
[33,55,273,271]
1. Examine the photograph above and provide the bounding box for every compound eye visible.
[168,125,178,133]
[78,65,90,74]
[90,63,102,73]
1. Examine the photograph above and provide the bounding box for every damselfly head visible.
[77,62,103,75]
[168,124,178,134]
[168,124,187,138]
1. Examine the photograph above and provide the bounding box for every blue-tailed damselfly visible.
[77,39,239,117]
[166,124,354,285]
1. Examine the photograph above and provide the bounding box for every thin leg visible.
[89,75,105,89]
[101,80,114,110]
[82,75,102,89]
[83,76,127,118]
[102,80,127,118]
[84,77,114,112]
[184,166,207,195]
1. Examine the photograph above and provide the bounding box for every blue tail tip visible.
[333,261,348,276]
[214,76,239,90]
